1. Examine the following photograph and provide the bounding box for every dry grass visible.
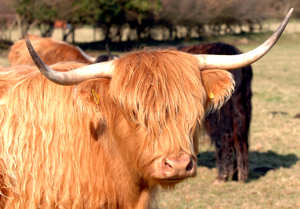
[0,25,299,209]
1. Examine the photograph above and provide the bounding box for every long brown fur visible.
[0,49,234,208]
[0,63,140,209]
[8,35,93,66]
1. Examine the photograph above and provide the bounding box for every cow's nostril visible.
[161,155,196,179]
[186,158,194,171]
[164,159,173,169]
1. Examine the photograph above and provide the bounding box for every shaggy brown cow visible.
[179,42,252,181]
[8,34,96,66]
[8,35,118,66]
[0,9,292,209]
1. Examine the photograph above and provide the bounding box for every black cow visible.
[179,42,252,181]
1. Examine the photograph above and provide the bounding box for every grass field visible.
[0,26,299,209]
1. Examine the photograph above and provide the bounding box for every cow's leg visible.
[235,68,252,182]
[233,94,251,181]
[205,105,235,182]
[214,132,235,181]
[231,121,249,181]
[234,134,249,181]
[232,74,252,181]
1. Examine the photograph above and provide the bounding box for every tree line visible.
[0,0,298,43]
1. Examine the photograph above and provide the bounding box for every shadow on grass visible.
[197,150,299,181]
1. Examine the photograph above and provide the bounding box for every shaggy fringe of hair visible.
[110,49,207,156]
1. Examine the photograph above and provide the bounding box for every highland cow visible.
[8,35,118,66]
[8,34,97,66]
[180,42,252,181]
[0,9,292,209]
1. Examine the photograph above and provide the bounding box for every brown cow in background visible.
[8,34,96,65]
[0,9,292,209]
[180,42,252,181]
[8,35,118,66]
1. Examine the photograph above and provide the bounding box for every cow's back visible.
[8,37,92,66]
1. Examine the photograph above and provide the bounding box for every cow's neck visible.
[100,133,153,209]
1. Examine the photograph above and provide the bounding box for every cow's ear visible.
[201,69,235,110]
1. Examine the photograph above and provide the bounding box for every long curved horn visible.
[75,46,97,63]
[26,39,114,85]
[195,8,293,70]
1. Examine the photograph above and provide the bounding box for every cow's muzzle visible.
[151,153,197,182]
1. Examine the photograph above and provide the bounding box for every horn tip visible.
[287,8,294,17]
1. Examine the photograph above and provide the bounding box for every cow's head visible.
[25,9,292,187]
